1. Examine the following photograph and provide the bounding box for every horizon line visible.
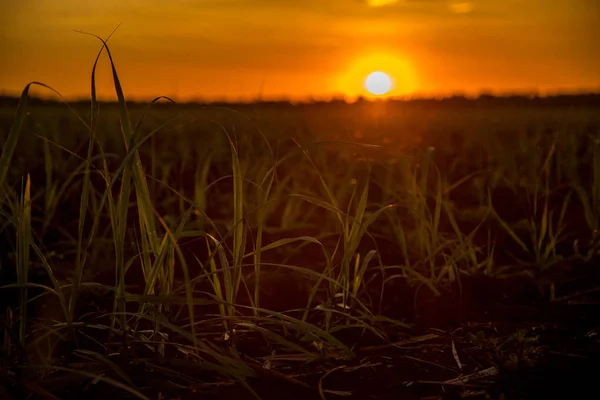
[1,87,600,105]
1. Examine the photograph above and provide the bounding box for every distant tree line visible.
[1,92,600,109]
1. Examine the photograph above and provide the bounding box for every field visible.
[2,46,600,400]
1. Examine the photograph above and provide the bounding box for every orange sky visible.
[1,0,599,101]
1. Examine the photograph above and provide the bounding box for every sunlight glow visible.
[336,52,418,99]
[367,0,398,7]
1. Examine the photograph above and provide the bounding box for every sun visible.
[335,52,418,99]
[365,71,393,95]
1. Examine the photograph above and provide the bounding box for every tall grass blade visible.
[227,135,245,302]
[17,174,31,344]
[76,31,160,255]
[71,32,114,325]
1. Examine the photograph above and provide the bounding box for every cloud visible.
[448,1,474,14]
[364,0,475,16]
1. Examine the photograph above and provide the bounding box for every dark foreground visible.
[3,264,600,400]
[2,98,600,400]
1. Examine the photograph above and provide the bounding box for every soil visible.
[3,263,600,400]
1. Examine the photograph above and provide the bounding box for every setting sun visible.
[365,71,393,95]
[336,52,418,99]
